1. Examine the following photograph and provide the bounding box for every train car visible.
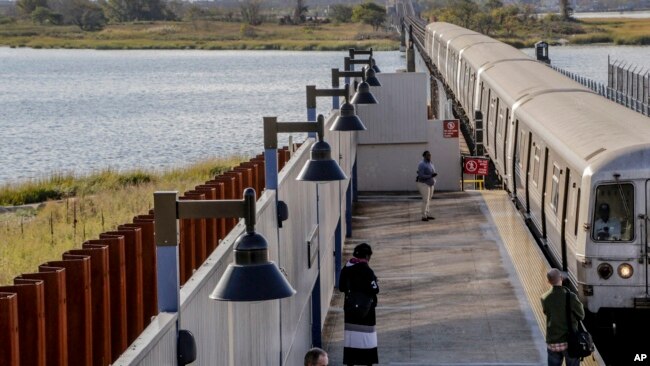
[425,22,650,314]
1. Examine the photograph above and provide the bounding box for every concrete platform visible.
[322,191,548,366]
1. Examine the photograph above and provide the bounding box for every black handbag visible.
[344,290,373,318]
[565,291,595,359]
[344,274,373,318]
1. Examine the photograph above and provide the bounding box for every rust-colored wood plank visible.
[90,236,127,362]
[131,217,158,325]
[177,199,195,285]
[69,246,111,366]
[251,157,266,192]
[48,255,92,366]
[0,292,20,366]
[183,191,207,268]
[223,171,243,198]
[109,226,144,345]
[0,280,46,366]
[20,267,67,366]
[193,185,218,253]
[233,167,253,192]
[202,181,226,242]
[240,161,261,195]
[209,176,238,231]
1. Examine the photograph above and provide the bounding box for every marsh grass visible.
[0,20,399,50]
[0,157,244,284]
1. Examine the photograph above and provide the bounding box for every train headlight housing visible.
[597,263,613,280]
[617,263,633,279]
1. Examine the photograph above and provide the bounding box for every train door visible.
[541,147,550,238]
[512,120,520,201]
[524,131,532,213]
[560,167,571,271]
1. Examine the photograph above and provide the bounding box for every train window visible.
[592,184,634,242]
[532,146,541,185]
[550,164,560,213]
[517,129,525,168]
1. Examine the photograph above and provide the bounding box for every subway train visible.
[424,21,650,315]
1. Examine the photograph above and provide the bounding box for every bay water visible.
[0,49,404,185]
[2,45,649,185]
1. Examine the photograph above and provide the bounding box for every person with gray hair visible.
[540,268,585,366]
[304,347,328,366]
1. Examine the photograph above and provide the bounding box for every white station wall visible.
[357,72,461,192]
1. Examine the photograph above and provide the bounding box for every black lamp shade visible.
[371,60,381,73]
[351,82,378,104]
[331,102,367,131]
[210,232,295,301]
[297,141,347,183]
[365,68,381,87]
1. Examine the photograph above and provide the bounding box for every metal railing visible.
[550,63,650,117]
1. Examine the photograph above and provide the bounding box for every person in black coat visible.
[339,243,379,366]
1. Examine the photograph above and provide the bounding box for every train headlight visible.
[617,263,634,279]
[597,263,613,279]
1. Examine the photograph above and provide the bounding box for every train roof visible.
[514,90,650,171]
[427,22,471,36]
[479,58,588,108]
[460,43,533,76]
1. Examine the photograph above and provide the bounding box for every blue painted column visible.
[352,158,358,202]
[345,181,352,238]
[332,95,340,110]
[264,148,279,190]
[311,274,322,347]
[156,246,180,312]
[307,108,317,138]
[335,220,342,287]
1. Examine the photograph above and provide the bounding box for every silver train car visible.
[425,22,650,314]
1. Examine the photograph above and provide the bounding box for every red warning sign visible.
[443,119,459,138]
[463,157,489,175]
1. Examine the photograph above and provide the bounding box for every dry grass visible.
[0,157,244,285]
[0,20,399,50]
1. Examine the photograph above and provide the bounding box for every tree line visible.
[9,0,387,32]
[418,0,582,41]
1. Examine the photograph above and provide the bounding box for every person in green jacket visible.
[541,268,585,366]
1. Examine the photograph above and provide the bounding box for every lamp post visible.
[263,114,347,184]
[154,188,295,305]
[263,114,346,348]
[331,68,380,103]
[349,48,381,73]
[331,68,378,241]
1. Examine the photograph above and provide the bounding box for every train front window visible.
[592,184,634,242]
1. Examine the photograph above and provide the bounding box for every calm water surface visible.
[0,49,404,184]
[3,45,650,185]
[522,45,650,84]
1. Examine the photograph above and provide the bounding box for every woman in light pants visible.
[416,151,437,221]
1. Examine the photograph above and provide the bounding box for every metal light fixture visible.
[370,57,381,73]
[348,54,381,75]
[331,101,366,131]
[210,189,295,301]
[351,76,378,104]
[305,83,366,132]
[332,68,379,105]
[154,188,295,303]
[264,114,347,184]
[364,67,382,87]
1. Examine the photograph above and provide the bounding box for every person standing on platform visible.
[416,150,437,221]
[339,243,379,366]
[541,268,585,366]
[304,347,329,366]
